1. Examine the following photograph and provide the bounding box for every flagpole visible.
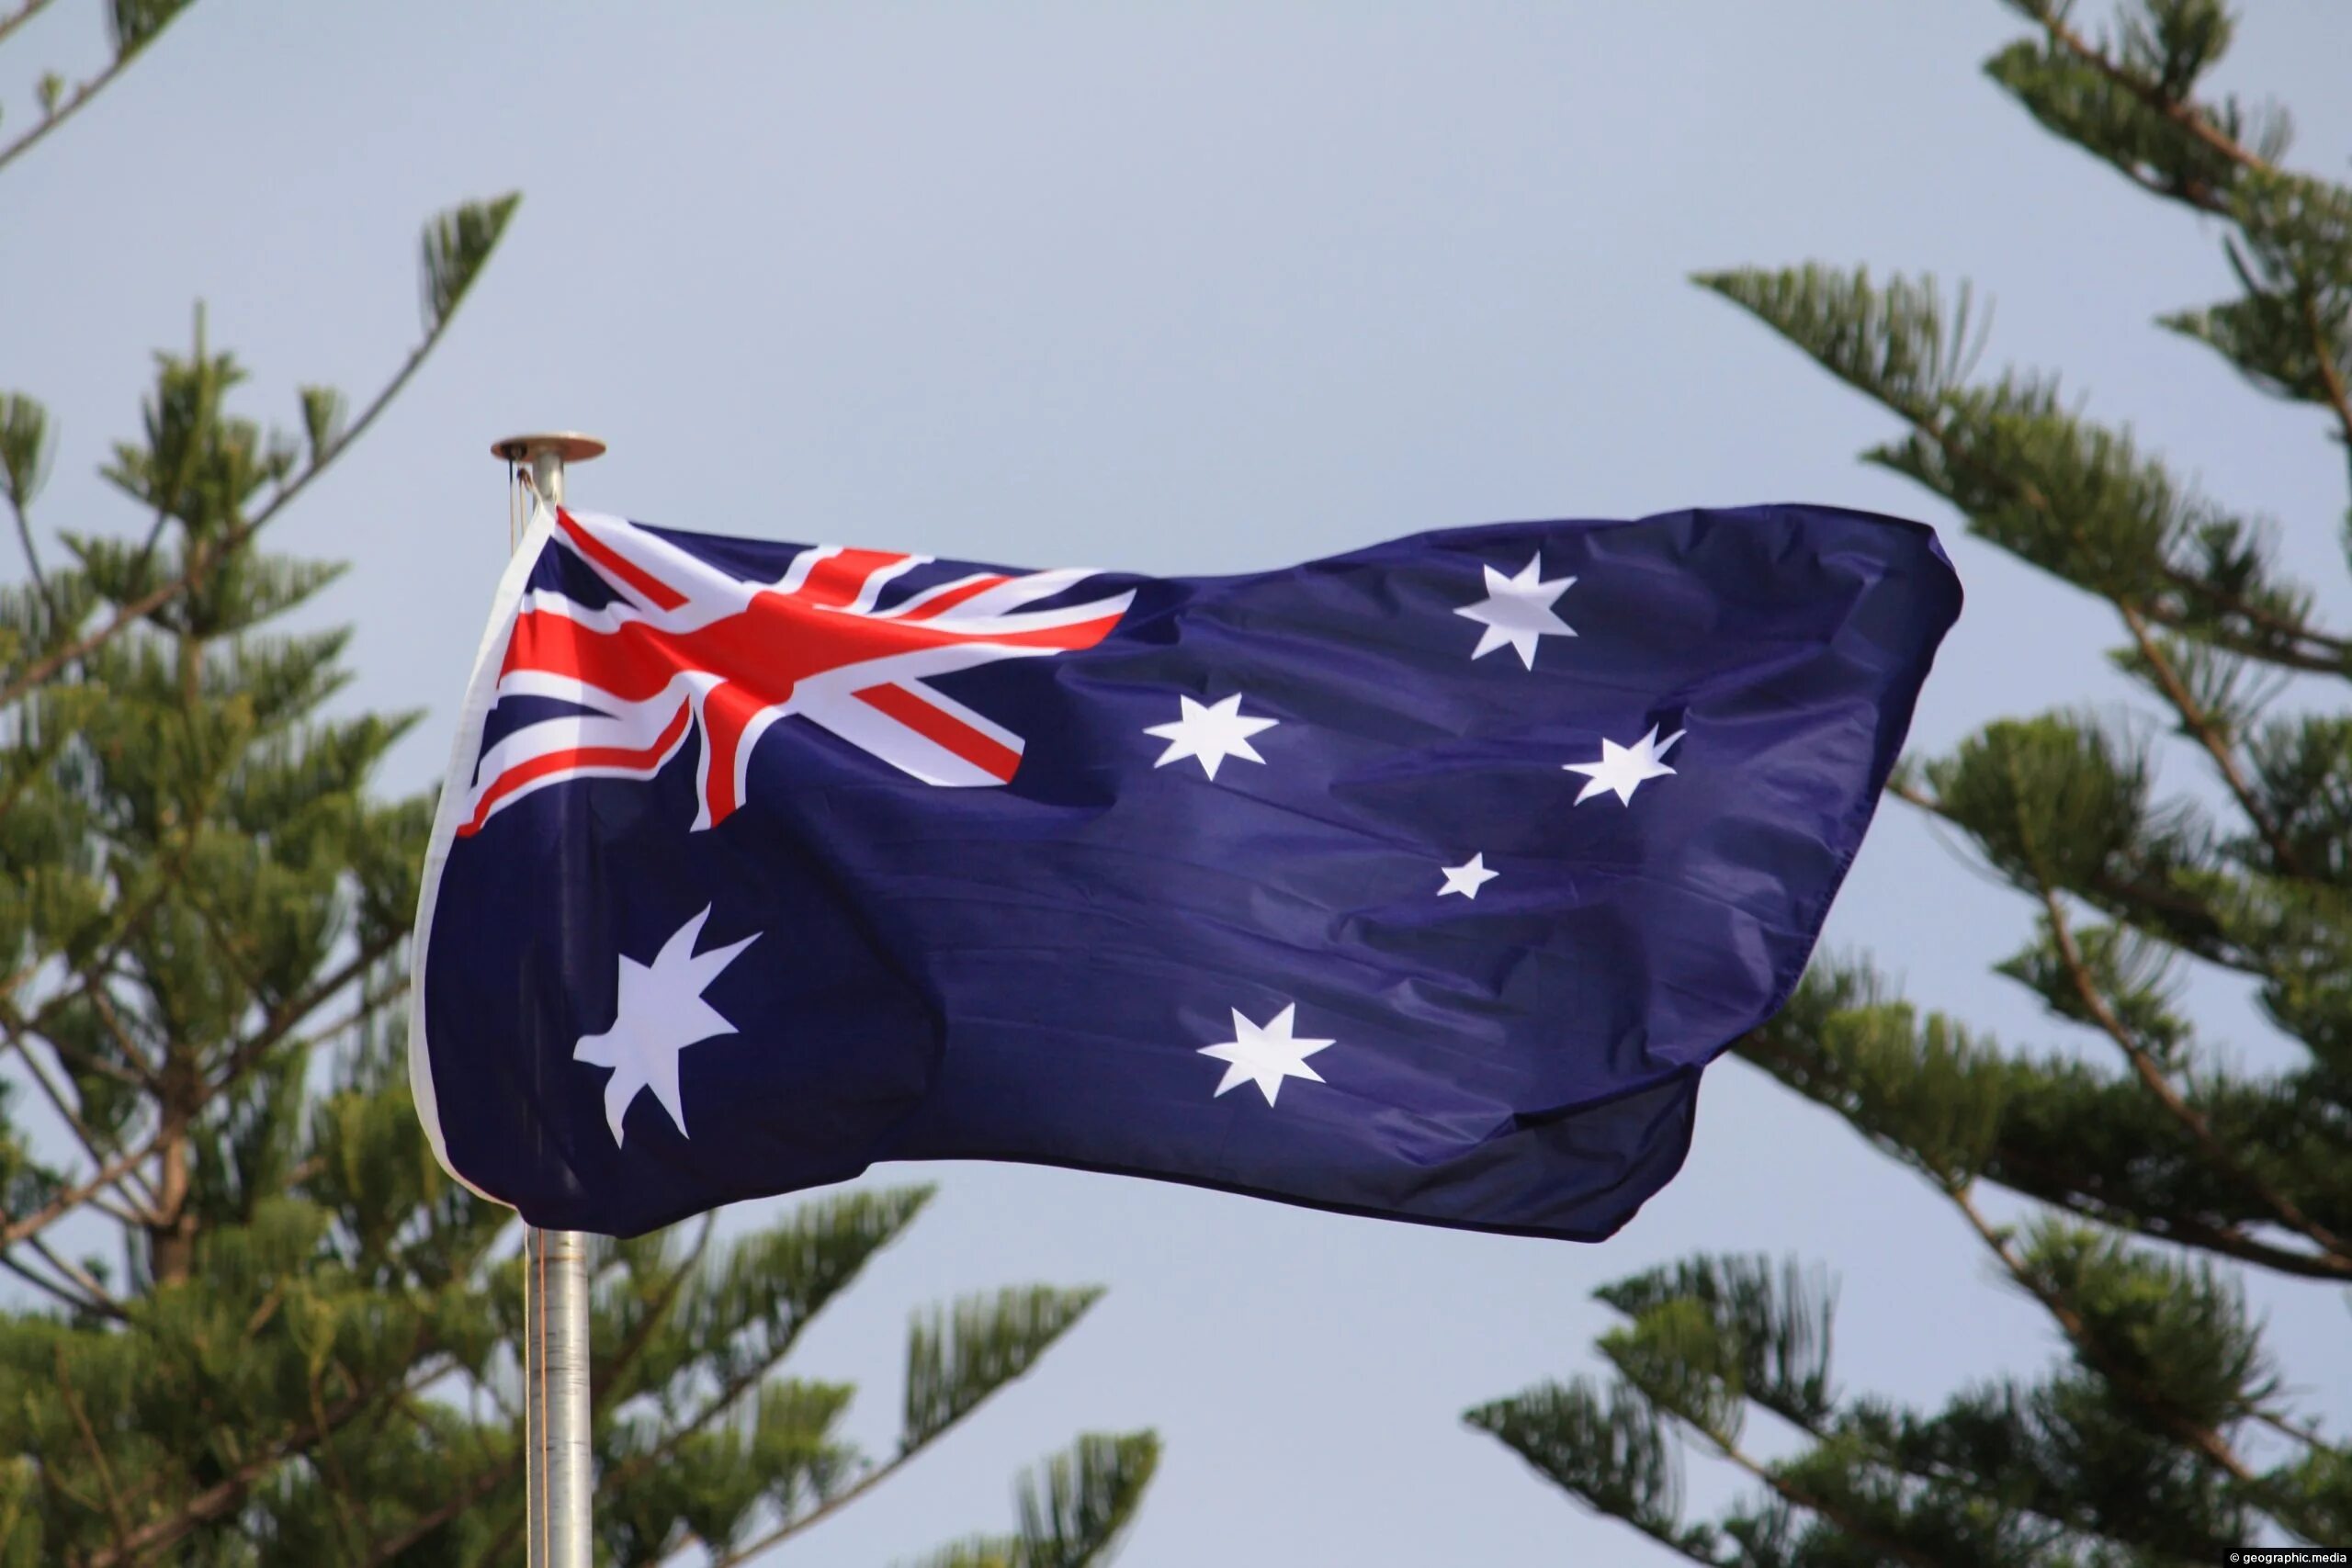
[494,431,605,1568]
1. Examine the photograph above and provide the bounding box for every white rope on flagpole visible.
[493,431,605,1568]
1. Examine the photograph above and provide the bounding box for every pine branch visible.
[596,1212,714,1398]
[1944,1184,2299,1534]
[902,1287,1106,1450]
[4,1032,159,1213]
[908,1432,1162,1568]
[1916,408,2346,671]
[664,1288,1106,1568]
[2023,5,2259,186]
[1697,266,2351,673]
[1893,777,2260,975]
[93,1337,465,1532]
[2301,289,2352,459]
[1,391,58,622]
[207,923,405,1097]
[0,0,198,179]
[305,1379,368,1563]
[1738,1004,2352,1284]
[0,192,518,714]
[1566,1267,2185,1558]
[1466,1379,1701,1557]
[2,1126,166,1248]
[2038,889,2350,1267]
[74,1334,450,1568]
[2253,1406,2338,1456]
[0,0,62,51]
[1536,1265,2096,1565]
[0,803,212,1091]
[79,981,160,1091]
[6,498,55,626]
[24,1233,124,1318]
[55,1351,135,1562]
[82,1191,143,1227]
[1007,1432,1159,1568]
[598,1362,852,1568]
[2007,10,2352,456]
[2117,603,2305,875]
[695,1445,912,1566]
[351,1458,511,1568]
[1655,1391,1948,1568]
[1994,1141,2352,1280]
[0,1246,109,1316]
[0,891,389,1261]
[1736,938,2352,1287]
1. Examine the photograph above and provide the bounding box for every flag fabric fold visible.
[408,502,1960,1240]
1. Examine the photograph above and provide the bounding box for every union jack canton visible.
[464,509,1135,836]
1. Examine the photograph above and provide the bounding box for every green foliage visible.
[910,1432,1163,1568]
[0,394,51,513]
[1596,1258,1838,1434]
[904,1285,1104,1450]
[107,0,193,59]
[1469,1382,1691,1551]
[1473,5,2352,1563]
[0,0,198,177]
[420,193,519,336]
[0,14,1153,1564]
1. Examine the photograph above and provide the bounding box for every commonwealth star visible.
[574,908,760,1145]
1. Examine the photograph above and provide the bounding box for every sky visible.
[7,2,2352,1562]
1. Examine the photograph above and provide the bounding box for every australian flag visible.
[408,502,1960,1240]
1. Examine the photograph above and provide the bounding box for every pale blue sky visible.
[8,3,2351,1562]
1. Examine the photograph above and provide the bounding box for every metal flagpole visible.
[494,431,605,1568]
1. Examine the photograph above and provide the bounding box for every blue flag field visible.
[407,502,1960,1239]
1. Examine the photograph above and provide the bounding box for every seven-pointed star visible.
[574,907,760,1145]
[1439,852,1499,899]
[1565,725,1684,806]
[1146,694,1279,780]
[1454,553,1577,669]
[1198,1003,1334,1106]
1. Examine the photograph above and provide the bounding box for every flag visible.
[408,502,1960,1240]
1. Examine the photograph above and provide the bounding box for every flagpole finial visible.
[492,431,606,509]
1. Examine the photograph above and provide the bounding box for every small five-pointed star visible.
[1198,1003,1334,1106]
[1439,852,1499,899]
[574,907,759,1145]
[1454,552,1577,669]
[1566,725,1683,806]
[1146,693,1279,781]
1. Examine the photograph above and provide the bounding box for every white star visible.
[1197,1003,1334,1107]
[1439,852,1500,899]
[1564,725,1684,806]
[573,907,759,1145]
[1145,693,1279,781]
[1454,553,1577,669]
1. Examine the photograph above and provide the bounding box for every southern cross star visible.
[1146,693,1279,781]
[1454,553,1577,669]
[1439,852,1499,898]
[1198,1003,1333,1106]
[1565,725,1683,806]
[574,907,759,1145]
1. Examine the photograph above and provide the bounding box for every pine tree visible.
[1468,4,2352,1562]
[0,0,196,180]
[1,6,1156,1564]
